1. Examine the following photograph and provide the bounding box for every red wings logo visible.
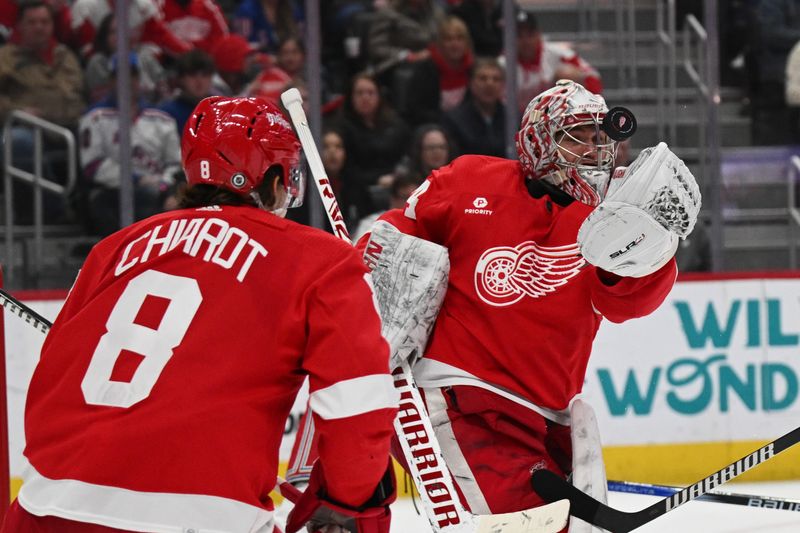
[474,241,585,306]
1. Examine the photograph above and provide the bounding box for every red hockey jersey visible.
[21,205,398,532]
[367,155,676,417]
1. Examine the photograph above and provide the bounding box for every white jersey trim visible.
[310,374,398,420]
[413,358,571,426]
[18,466,274,533]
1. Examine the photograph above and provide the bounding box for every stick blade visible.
[473,499,570,533]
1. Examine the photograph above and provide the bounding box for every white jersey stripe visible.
[19,466,273,532]
[310,374,398,420]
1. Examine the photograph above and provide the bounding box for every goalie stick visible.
[608,479,800,512]
[280,88,569,533]
[532,425,800,532]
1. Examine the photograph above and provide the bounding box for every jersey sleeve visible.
[300,245,398,507]
[588,258,677,323]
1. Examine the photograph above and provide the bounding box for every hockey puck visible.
[602,106,637,141]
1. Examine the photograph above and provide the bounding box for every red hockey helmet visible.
[516,80,617,206]
[182,96,304,210]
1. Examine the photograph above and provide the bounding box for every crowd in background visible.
[0,0,607,238]
[20,0,800,277]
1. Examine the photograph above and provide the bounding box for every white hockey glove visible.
[578,142,701,277]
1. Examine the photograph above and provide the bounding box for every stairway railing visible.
[2,110,77,285]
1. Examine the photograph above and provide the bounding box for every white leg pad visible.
[568,397,608,533]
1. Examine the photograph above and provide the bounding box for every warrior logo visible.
[474,241,584,306]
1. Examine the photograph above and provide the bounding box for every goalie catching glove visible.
[285,460,396,533]
[578,142,701,277]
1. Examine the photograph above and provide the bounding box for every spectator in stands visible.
[70,0,192,59]
[320,127,363,226]
[450,0,502,57]
[158,49,216,134]
[160,0,230,54]
[233,0,303,55]
[0,0,74,47]
[329,72,411,220]
[79,53,182,236]
[509,10,602,114]
[84,13,167,105]
[0,0,86,224]
[210,33,263,95]
[0,1,84,129]
[404,15,474,126]
[751,0,800,144]
[394,123,456,183]
[276,35,305,81]
[352,173,419,242]
[367,0,445,68]
[441,56,506,157]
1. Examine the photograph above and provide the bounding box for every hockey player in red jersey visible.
[2,97,398,533]
[352,79,700,521]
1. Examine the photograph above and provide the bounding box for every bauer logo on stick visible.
[602,106,637,141]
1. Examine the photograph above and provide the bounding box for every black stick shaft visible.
[0,289,51,333]
[533,425,800,532]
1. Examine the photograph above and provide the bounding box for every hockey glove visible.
[285,460,395,533]
[578,142,701,277]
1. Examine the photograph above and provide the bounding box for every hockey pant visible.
[421,385,572,515]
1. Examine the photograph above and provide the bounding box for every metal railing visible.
[655,0,678,143]
[2,110,77,285]
[788,156,800,268]
[683,14,709,199]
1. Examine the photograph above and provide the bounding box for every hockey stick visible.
[608,479,800,512]
[0,288,51,334]
[275,475,302,504]
[532,425,800,532]
[281,87,569,533]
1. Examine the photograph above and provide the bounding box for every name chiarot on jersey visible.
[114,213,268,282]
[464,196,493,216]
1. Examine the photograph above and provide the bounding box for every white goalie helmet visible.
[516,80,630,206]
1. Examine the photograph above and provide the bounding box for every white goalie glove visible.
[578,142,701,277]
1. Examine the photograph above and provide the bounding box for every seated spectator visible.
[441,56,506,157]
[508,10,602,114]
[160,0,229,54]
[70,0,192,59]
[352,173,420,242]
[404,15,474,126]
[84,13,167,105]
[0,0,74,46]
[394,123,456,183]
[450,0,502,57]
[210,33,263,95]
[0,0,86,224]
[276,35,305,81]
[328,72,411,220]
[751,0,800,144]
[319,127,361,227]
[233,0,303,55]
[158,49,215,134]
[367,0,445,68]
[79,53,182,236]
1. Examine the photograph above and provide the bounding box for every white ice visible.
[389,480,800,532]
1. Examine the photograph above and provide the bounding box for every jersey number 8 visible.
[81,269,203,408]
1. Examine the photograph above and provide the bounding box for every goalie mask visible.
[182,96,305,214]
[516,80,621,206]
